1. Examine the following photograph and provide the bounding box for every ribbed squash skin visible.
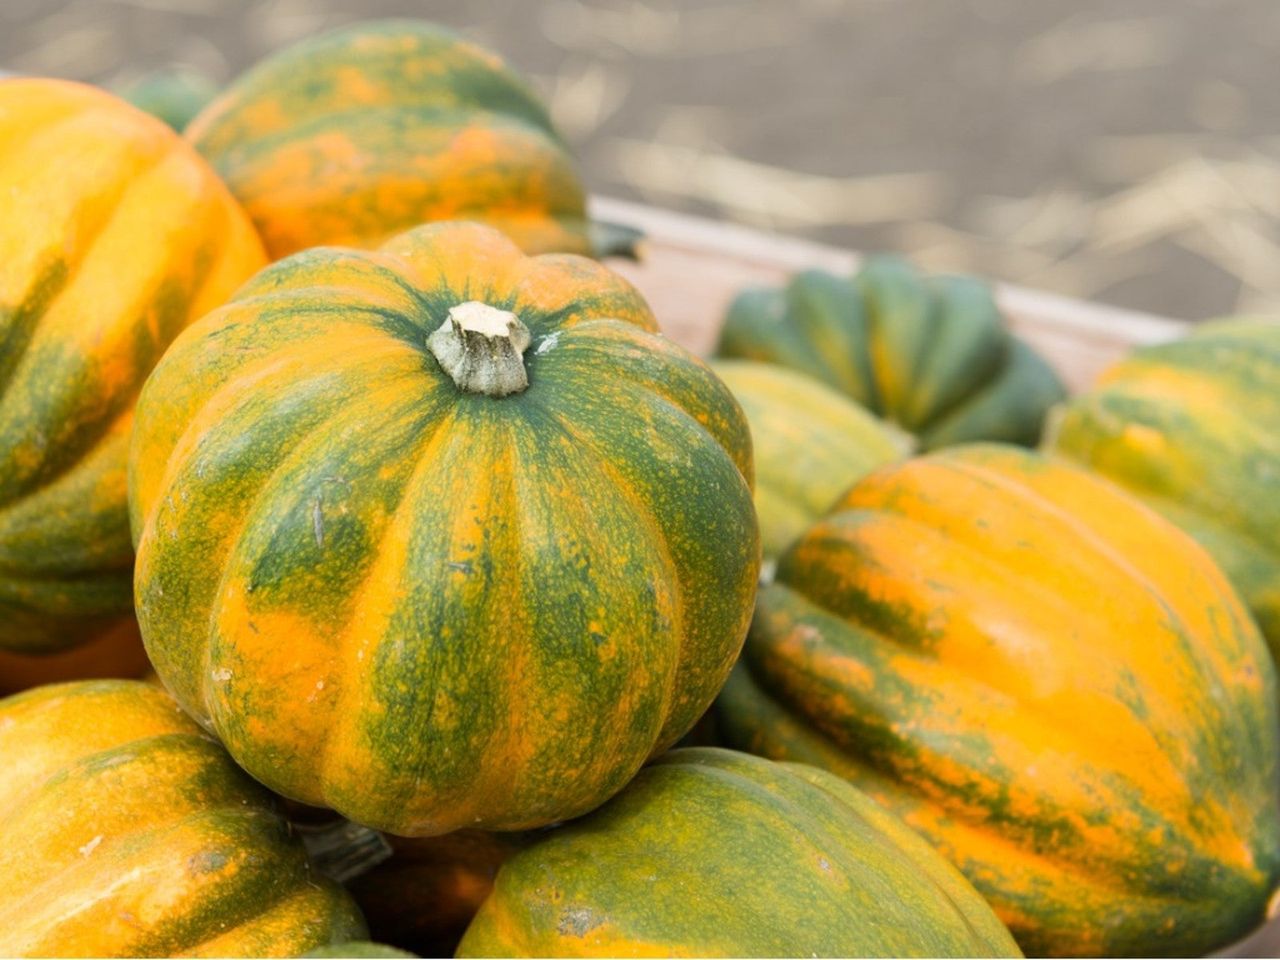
[717,444,1280,957]
[187,19,590,260]
[1047,318,1280,665]
[348,830,523,956]
[457,748,1021,958]
[0,680,365,957]
[716,260,1065,449]
[711,360,906,558]
[0,78,266,660]
[129,221,759,836]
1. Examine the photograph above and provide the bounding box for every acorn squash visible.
[716,259,1065,449]
[1046,317,1280,664]
[716,444,1280,956]
[0,78,266,663]
[0,680,365,956]
[457,747,1020,958]
[187,19,591,260]
[129,220,759,836]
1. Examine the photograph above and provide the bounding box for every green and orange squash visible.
[129,220,760,836]
[457,747,1021,957]
[0,680,365,956]
[187,19,592,260]
[716,444,1280,957]
[716,259,1065,449]
[1046,317,1280,664]
[711,360,907,558]
[0,78,266,666]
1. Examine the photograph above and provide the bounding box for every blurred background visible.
[4,0,1278,321]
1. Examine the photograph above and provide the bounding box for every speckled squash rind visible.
[711,360,906,559]
[715,259,1065,449]
[1046,317,1280,666]
[0,680,365,957]
[129,220,759,837]
[0,78,266,662]
[187,19,591,260]
[456,747,1021,958]
[716,443,1280,957]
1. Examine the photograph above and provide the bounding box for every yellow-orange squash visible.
[0,78,266,664]
[716,444,1280,957]
[711,360,907,558]
[129,221,759,837]
[1046,317,1280,665]
[187,19,591,260]
[0,680,365,956]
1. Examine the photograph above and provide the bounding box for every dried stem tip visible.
[428,301,532,397]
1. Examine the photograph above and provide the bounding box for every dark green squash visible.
[117,66,220,131]
[716,258,1065,449]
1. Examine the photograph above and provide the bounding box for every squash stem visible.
[428,301,532,397]
[301,819,393,884]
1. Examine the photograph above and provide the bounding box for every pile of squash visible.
[2,18,1279,960]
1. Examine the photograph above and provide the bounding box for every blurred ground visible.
[5,0,1280,321]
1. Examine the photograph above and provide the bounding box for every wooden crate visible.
[591,196,1278,959]
[593,196,1189,383]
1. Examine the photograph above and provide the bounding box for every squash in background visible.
[717,444,1280,957]
[0,620,147,696]
[0,680,365,956]
[117,66,220,131]
[716,259,1065,449]
[129,220,759,836]
[711,360,907,558]
[457,748,1021,958]
[187,19,592,260]
[348,830,525,956]
[0,78,266,666]
[1046,317,1280,665]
